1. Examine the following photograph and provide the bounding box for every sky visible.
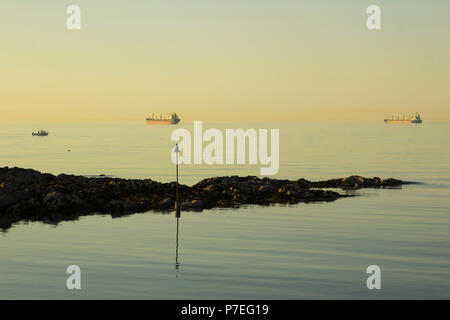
[1,0,449,122]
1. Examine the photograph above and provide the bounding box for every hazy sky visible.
[1,0,449,122]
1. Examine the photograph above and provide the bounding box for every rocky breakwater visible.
[0,167,412,230]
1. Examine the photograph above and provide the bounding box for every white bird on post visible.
[174,143,181,218]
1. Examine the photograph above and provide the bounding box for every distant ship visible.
[32,130,49,136]
[146,113,180,125]
[384,113,422,124]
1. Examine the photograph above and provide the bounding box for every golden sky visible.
[1,0,449,122]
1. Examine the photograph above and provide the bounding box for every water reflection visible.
[175,216,181,274]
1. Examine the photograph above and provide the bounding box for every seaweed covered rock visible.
[0,167,412,230]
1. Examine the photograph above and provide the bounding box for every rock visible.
[296,178,312,188]
[258,184,272,193]
[341,176,365,189]
[380,178,403,187]
[0,191,17,209]
[123,200,139,211]
[0,183,28,209]
[0,166,412,231]
[105,199,125,211]
[42,192,85,211]
[158,197,174,209]
[188,199,204,210]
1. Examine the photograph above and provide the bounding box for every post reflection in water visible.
[175,216,180,273]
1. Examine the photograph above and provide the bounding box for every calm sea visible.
[0,122,449,299]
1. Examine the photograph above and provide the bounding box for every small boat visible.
[32,130,49,136]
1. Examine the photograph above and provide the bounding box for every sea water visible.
[0,122,449,299]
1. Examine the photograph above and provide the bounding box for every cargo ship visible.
[384,113,422,124]
[32,130,49,136]
[146,113,180,125]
